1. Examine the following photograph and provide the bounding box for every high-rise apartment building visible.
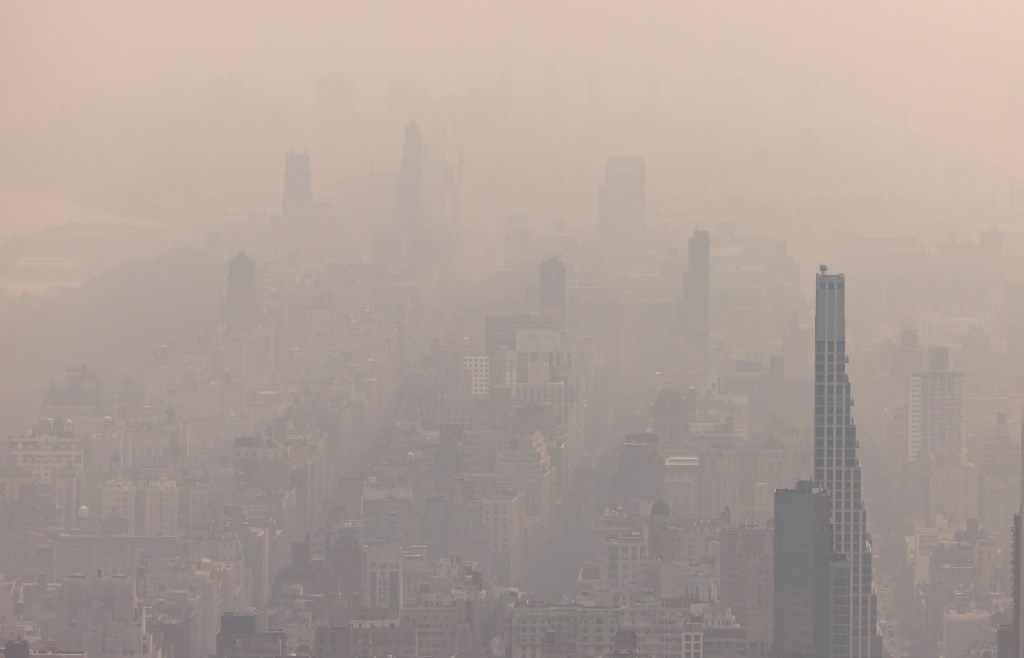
[814,267,881,657]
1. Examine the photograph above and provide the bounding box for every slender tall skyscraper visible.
[282,151,312,218]
[681,228,710,366]
[394,122,425,227]
[814,266,881,658]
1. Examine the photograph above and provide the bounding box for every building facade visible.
[814,269,881,657]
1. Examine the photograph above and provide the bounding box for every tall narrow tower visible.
[394,122,425,227]
[814,266,881,658]
[682,228,711,367]
[282,152,312,218]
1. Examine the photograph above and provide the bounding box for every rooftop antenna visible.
[819,264,828,274]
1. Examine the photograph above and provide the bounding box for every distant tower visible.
[681,228,711,367]
[908,346,965,464]
[598,156,646,226]
[224,252,257,333]
[282,152,312,218]
[539,256,567,323]
[394,122,425,226]
[814,268,882,658]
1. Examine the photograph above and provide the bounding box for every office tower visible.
[772,481,834,658]
[394,122,424,226]
[539,256,567,323]
[282,151,312,218]
[598,156,646,225]
[908,346,966,465]
[681,228,711,368]
[814,267,882,658]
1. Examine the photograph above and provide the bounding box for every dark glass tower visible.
[814,266,881,657]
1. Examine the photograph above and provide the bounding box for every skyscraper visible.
[908,346,965,465]
[598,156,646,226]
[282,151,312,218]
[394,122,424,227]
[681,228,710,368]
[539,256,567,323]
[814,266,882,658]
[223,252,258,333]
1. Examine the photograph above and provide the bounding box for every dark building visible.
[394,122,424,227]
[539,256,567,323]
[609,433,663,504]
[773,481,834,658]
[3,641,29,658]
[598,156,646,226]
[216,614,286,658]
[216,613,256,657]
[282,151,312,218]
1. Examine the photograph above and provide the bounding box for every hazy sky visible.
[3,2,1023,237]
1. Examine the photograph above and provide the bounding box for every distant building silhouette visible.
[394,122,425,227]
[908,346,965,465]
[681,228,710,369]
[599,156,646,226]
[223,252,258,333]
[539,256,567,323]
[282,152,312,218]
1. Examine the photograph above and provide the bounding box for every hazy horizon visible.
[4,2,1024,245]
